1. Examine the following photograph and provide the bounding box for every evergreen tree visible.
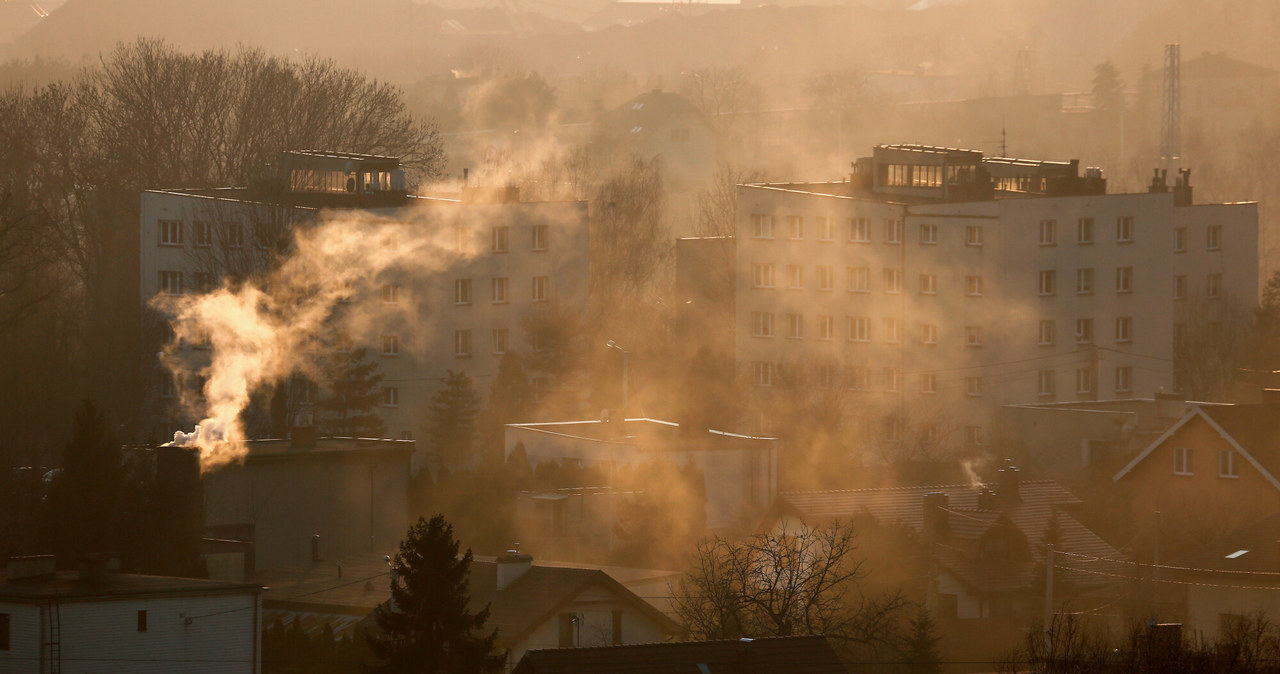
[1091,60,1125,114]
[424,370,480,470]
[369,515,504,674]
[478,352,533,464]
[318,347,386,438]
[902,605,944,674]
[42,400,124,564]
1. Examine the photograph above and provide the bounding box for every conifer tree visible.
[369,515,504,674]
[318,346,386,438]
[478,352,533,463]
[424,370,480,469]
[902,605,944,674]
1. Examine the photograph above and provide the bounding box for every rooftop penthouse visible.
[251,149,409,208]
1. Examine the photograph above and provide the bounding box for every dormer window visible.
[1174,447,1192,475]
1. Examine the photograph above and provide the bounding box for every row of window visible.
[1172,446,1238,478]
[159,272,553,305]
[484,224,549,254]
[751,264,986,296]
[1038,267,1136,295]
[751,314,988,346]
[1035,366,1131,396]
[453,277,550,304]
[746,361,1132,398]
[158,220,252,248]
[1038,317,1133,345]
[1174,274,1224,300]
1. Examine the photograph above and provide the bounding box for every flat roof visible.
[0,571,261,602]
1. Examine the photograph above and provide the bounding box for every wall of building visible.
[508,586,672,668]
[1186,584,1280,642]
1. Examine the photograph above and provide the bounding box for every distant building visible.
[0,554,262,674]
[723,143,1257,454]
[202,436,414,575]
[138,150,590,463]
[1181,51,1280,144]
[595,90,719,190]
[512,634,848,674]
[1169,512,1280,641]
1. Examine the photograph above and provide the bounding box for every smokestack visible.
[496,549,532,590]
[922,492,949,537]
[997,459,1020,504]
[156,445,203,557]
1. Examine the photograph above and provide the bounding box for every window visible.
[753,263,776,288]
[965,326,982,346]
[816,364,835,389]
[193,221,212,247]
[847,267,870,292]
[753,362,774,387]
[559,613,576,647]
[1207,274,1222,299]
[137,610,147,632]
[381,284,400,303]
[965,426,984,446]
[884,416,903,441]
[921,324,937,344]
[787,314,804,339]
[966,225,984,246]
[1039,319,1055,345]
[612,610,623,645]
[885,219,903,244]
[381,386,399,407]
[1116,267,1133,293]
[381,334,400,356]
[1077,217,1094,244]
[1076,268,1094,294]
[159,220,183,246]
[454,330,472,357]
[454,224,467,252]
[847,366,870,391]
[224,222,244,248]
[1038,370,1055,396]
[1219,449,1238,478]
[786,264,803,289]
[159,271,183,295]
[849,218,871,242]
[816,217,833,241]
[194,272,215,294]
[1174,227,1186,253]
[1076,367,1093,395]
[848,317,870,342]
[817,266,834,291]
[492,277,508,303]
[532,276,549,302]
[920,273,937,294]
[751,312,775,338]
[751,214,776,238]
[1115,365,1132,393]
[883,318,901,343]
[493,328,509,354]
[1039,270,1056,296]
[1039,220,1057,246]
[1116,216,1133,242]
[1116,317,1132,343]
[883,268,902,294]
[922,424,939,444]
[885,368,902,392]
[920,373,937,393]
[1207,225,1222,251]
[920,223,938,244]
[670,127,690,142]
[1174,447,1192,475]
[1174,275,1187,300]
[454,279,472,305]
[818,315,834,340]
[531,224,548,251]
[966,275,984,296]
[492,225,509,252]
[966,376,983,396]
[786,215,804,239]
[1075,318,1094,343]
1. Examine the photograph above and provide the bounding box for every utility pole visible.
[1153,511,1161,619]
[1044,543,1055,668]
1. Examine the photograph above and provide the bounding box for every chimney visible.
[922,492,950,538]
[997,459,1021,504]
[1148,168,1169,193]
[977,487,999,510]
[6,554,56,580]
[496,549,533,590]
[78,552,121,584]
[312,534,321,563]
[1173,168,1193,206]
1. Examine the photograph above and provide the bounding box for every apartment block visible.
[732,144,1257,456]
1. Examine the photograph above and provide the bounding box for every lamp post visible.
[606,340,629,414]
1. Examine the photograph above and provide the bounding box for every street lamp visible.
[606,340,629,414]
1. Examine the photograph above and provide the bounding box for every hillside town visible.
[3,1,1280,672]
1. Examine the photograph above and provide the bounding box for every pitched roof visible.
[512,635,848,674]
[0,571,261,602]
[1172,512,1280,576]
[1183,52,1279,80]
[1113,405,1280,490]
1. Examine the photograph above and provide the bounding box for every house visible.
[1167,512,1280,641]
[729,143,1257,448]
[771,465,1122,658]
[594,90,719,191]
[0,554,263,674]
[512,634,849,674]
[505,417,777,530]
[202,435,414,575]
[1113,403,1280,558]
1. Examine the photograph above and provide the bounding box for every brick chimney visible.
[496,550,532,590]
[997,459,1021,504]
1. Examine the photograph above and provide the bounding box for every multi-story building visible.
[139,151,590,467]
[731,144,1257,456]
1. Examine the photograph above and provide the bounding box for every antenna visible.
[1160,44,1181,172]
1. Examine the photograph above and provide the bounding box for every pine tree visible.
[902,605,944,674]
[424,370,480,470]
[369,515,504,674]
[43,400,124,564]
[318,347,386,438]
[478,352,533,464]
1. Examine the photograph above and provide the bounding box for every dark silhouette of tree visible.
[42,400,124,565]
[477,352,533,464]
[318,347,386,438]
[901,606,944,674]
[1091,60,1125,114]
[369,514,504,674]
[424,370,481,470]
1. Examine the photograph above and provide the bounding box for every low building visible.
[202,436,413,575]
[1169,513,1280,641]
[0,554,263,674]
[512,634,849,674]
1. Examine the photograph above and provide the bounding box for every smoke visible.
[153,206,464,471]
